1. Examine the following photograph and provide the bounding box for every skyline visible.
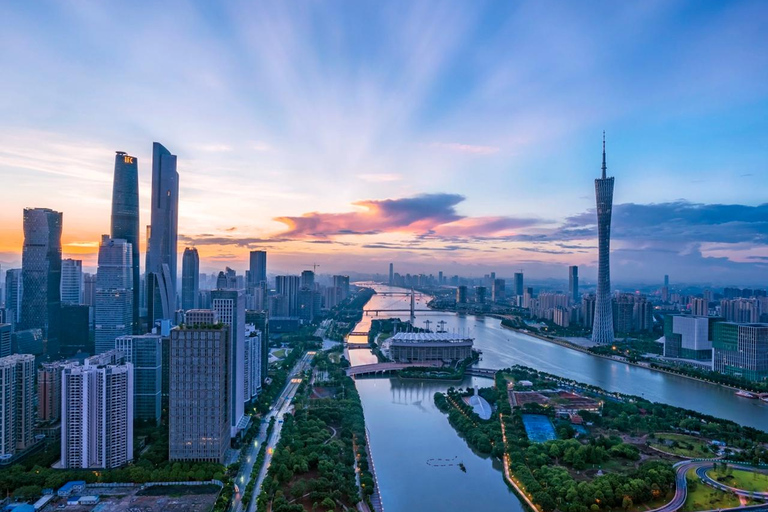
[1,1,768,283]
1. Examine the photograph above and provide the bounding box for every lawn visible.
[650,433,713,458]
[682,469,742,512]
[271,348,289,359]
[706,468,768,493]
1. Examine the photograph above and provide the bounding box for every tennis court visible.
[521,414,557,443]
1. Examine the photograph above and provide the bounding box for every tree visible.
[622,496,633,510]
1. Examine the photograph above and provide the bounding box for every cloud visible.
[429,142,500,155]
[178,234,292,247]
[273,193,543,239]
[198,144,233,152]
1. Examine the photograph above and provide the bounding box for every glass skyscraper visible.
[60,258,83,305]
[20,207,62,359]
[94,236,133,355]
[111,151,140,333]
[181,247,199,311]
[592,134,615,345]
[146,142,179,323]
[249,250,267,286]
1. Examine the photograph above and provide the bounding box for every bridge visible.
[364,309,431,315]
[346,361,444,377]
[465,367,498,379]
[348,331,369,336]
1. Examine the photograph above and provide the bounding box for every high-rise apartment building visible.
[111,152,140,333]
[300,270,315,290]
[94,236,133,355]
[115,334,162,424]
[690,297,708,317]
[249,250,267,286]
[0,325,9,358]
[211,291,245,436]
[568,266,579,303]
[169,315,230,463]
[146,142,179,323]
[38,361,64,423]
[61,350,133,469]
[592,134,615,345]
[20,208,62,358]
[181,247,200,311]
[456,285,467,304]
[0,354,35,457]
[60,259,83,305]
[712,322,768,382]
[244,329,263,400]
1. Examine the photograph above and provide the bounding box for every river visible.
[346,284,768,512]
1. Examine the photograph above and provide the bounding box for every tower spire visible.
[601,131,607,179]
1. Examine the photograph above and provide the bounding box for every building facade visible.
[60,259,83,305]
[20,208,62,358]
[38,361,64,424]
[663,315,716,362]
[94,236,133,355]
[712,322,768,382]
[0,354,35,457]
[111,151,141,333]
[61,351,134,469]
[592,135,615,345]
[568,266,579,303]
[114,334,162,424]
[181,247,200,311]
[169,319,230,463]
[145,142,179,323]
[389,332,474,363]
[211,291,245,435]
[248,250,267,286]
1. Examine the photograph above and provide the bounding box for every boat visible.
[459,462,466,472]
[761,396,768,404]
[735,390,757,399]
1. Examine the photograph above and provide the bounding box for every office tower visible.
[0,325,9,358]
[691,297,708,317]
[456,286,467,304]
[581,295,596,328]
[61,350,133,469]
[514,272,524,297]
[181,248,199,311]
[663,315,718,361]
[211,291,245,436]
[20,208,62,358]
[145,142,179,323]
[276,275,300,317]
[333,275,350,302]
[60,304,91,357]
[249,250,267,286]
[0,354,35,457]
[664,275,669,288]
[225,267,237,289]
[568,266,579,303]
[388,263,394,285]
[592,134,615,345]
[111,151,140,333]
[114,334,162,424]
[38,361,64,423]
[60,259,83,305]
[712,323,768,382]
[82,273,96,306]
[492,279,506,302]
[215,271,228,290]
[94,236,133,355]
[169,315,230,462]
[300,270,315,290]
[4,269,22,325]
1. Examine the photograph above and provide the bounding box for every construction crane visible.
[304,263,321,273]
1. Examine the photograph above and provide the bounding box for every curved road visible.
[651,461,768,512]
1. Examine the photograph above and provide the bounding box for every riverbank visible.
[496,322,762,398]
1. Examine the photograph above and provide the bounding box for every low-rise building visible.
[388,332,473,363]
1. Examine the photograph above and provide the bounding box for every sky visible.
[1,1,767,285]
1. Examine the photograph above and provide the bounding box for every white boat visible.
[735,390,757,399]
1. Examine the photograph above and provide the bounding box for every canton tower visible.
[592,133,615,345]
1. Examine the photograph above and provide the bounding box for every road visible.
[650,461,768,512]
[231,350,315,512]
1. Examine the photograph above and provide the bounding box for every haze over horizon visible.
[1,1,767,284]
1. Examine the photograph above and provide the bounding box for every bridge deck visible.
[346,361,444,376]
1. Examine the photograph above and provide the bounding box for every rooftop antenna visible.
[601,131,607,179]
